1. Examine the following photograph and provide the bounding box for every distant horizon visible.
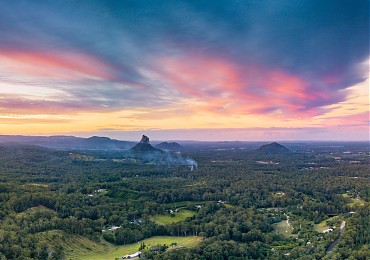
[1,132,369,143]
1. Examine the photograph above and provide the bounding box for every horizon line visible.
[0,134,368,143]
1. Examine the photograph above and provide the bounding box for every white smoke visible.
[162,152,198,171]
[186,159,198,171]
[120,147,198,171]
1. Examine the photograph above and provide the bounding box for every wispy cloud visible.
[0,115,73,125]
[0,94,108,115]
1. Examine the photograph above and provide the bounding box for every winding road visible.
[326,221,346,253]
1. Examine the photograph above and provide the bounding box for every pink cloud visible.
[321,111,369,129]
[0,48,115,81]
[0,94,109,115]
[153,53,342,118]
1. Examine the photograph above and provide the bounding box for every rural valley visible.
[0,1,368,259]
[0,136,368,259]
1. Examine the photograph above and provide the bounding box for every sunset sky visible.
[0,1,368,141]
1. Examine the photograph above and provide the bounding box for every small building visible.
[323,228,333,234]
[122,251,141,259]
[108,225,121,232]
[130,219,143,225]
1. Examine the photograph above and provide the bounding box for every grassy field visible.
[341,194,365,207]
[17,205,57,216]
[314,216,339,233]
[151,210,196,225]
[73,236,201,260]
[224,203,234,209]
[35,231,110,260]
[35,231,200,260]
[273,219,294,238]
[25,183,49,187]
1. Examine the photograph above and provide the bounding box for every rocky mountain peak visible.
[139,135,150,144]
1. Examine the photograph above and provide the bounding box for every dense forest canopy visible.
[0,140,369,259]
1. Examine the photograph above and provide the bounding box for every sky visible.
[0,0,368,141]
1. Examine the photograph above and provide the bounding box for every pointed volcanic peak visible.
[155,142,183,151]
[131,135,163,154]
[255,142,292,155]
[139,135,150,144]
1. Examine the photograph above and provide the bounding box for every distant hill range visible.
[254,142,292,155]
[155,142,183,151]
[130,135,163,155]
[0,142,68,163]
[0,135,198,170]
[0,135,135,150]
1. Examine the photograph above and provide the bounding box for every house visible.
[256,161,279,165]
[130,219,143,225]
[323,228,333,234]
[108,225,121,232]
[122,251,141,259]
[102,225,122,233]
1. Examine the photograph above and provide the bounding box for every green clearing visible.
[73,236,201,260]
[17,205,57,216]
[341,194,365,207]
[97,190,109,196]
[224,203,234,209]
[273,219,294,238]
[151,210,196,225]
[35,231,111,260]
[25,183,49,187]
[35,231,200,260]
[314,216,339,233]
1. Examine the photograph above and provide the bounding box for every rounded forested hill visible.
[254,142,292,155]
[155,142,183,151]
